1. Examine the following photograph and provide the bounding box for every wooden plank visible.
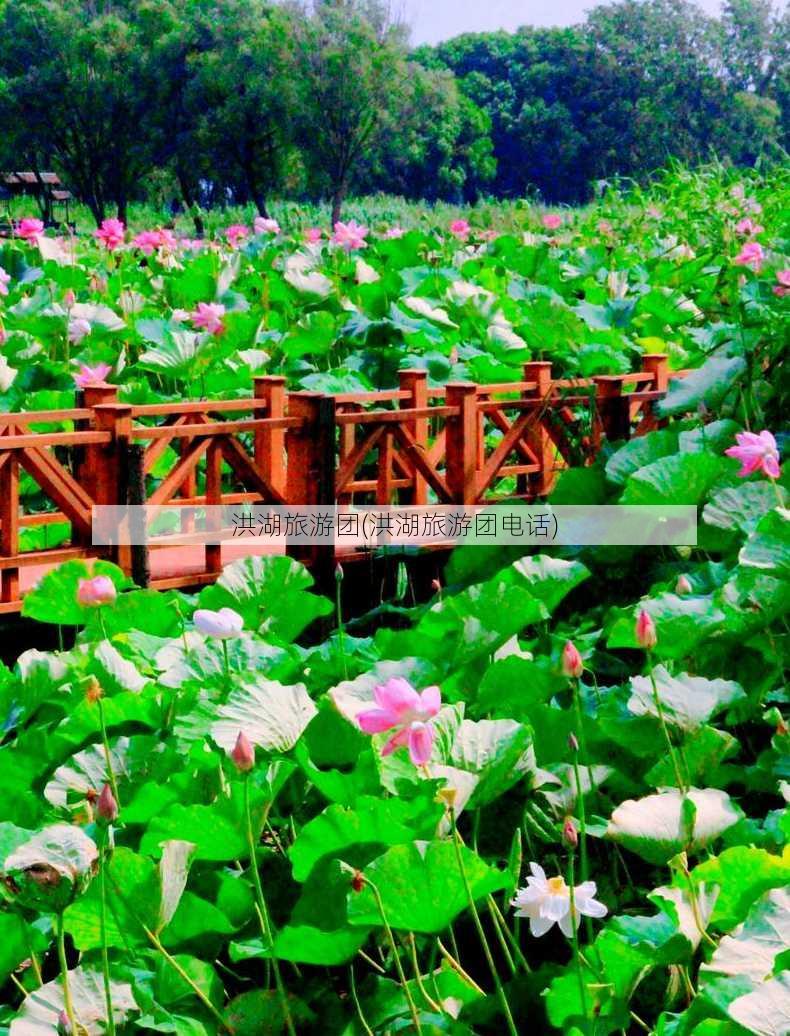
[0,431,111,449]
[149,437,211,506]
[392,423,452,502]
[17,447,93,533]
[335,425,386,496]
[133,417,300,441]
[445,383,478,503]
[477,409,537,497]
[218,434,287,506]
[335,406,456,426]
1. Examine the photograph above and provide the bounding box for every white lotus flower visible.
[193,607,244,639]
[68,317,92,344]
[511,862,607,937]
[283,254,333,298]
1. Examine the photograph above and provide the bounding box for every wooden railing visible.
[0,354,682,611]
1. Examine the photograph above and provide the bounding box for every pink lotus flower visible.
[382,226,406,240]
[254,217,280,235]
[725,430,781,479]
[190,302,225,335]
[77,575,117,607]
[561,640,584,679]
[15,217,44,244]
[225,224,249,248]
[230,731,255,772]
[0,268,9,297]
[773,269,790,299]
[133,230,161,255]
[735,217,763,237]
[450,219,470,241]
[331,220,368,251]
[598,219,613,235]
[357,677,441,766]
[542,213,562,230]
[73,362,112,388]
[171,308,190,322]
[479,229,499,242]
[733,241,764,272]
[635,609,657,650]
[95,218,125,251]
[305,227,323,244]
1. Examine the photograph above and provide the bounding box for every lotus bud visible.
[351,869,365,893]
[675,574,692,595]
[230,731,255,773]
[568,732,580,753]
[57,1010,72,1035]
[85,676,103,703]
[431,578,442,593]
[335,563,344,582]
[635,609,657,650]
[77,575,117,608]
[562,640,584,679]
[97,783,118,822]
[562,817,578,849]
[64,289,76,307]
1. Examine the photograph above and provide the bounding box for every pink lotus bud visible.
[636,609,657,650]
[431,579,442,593]
[335,564,344,582]
[57,1010,72,1035]
[97,783,118,822]
[675,574,692,595]
[562,817,578,848]
[64,289,76,307]
[568,732,580,753]
[77,575,117,608]
[562,640,584,679]
[231,731,255,773]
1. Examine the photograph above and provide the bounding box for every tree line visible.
[0,0,786,226]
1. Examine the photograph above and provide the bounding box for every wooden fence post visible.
[594,376,631,444]
[0,444,20,605]
[399,369,428,505]
[445,383,478,504]
[92,403,134,576]
[641,353,670,430]
[75,383,119,546]
[254,376,287,499]
[205,440,223,576]
[286,393,336,588]
[523,361,554,497]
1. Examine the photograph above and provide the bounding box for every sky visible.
[399,0,723,44]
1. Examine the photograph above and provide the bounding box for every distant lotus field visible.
[0,165,787,1035]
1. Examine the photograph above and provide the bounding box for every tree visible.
[0,0,176,223]
[294,0,409,225]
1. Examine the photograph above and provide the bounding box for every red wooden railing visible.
[0,354,683,612]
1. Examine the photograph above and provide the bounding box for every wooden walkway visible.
[0,356,682,614]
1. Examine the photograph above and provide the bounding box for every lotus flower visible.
[635,609,657,650]
[331,220,368,251]
[733,241,764,272]
[190,302,225,335]
[254,217,280,235]
[73,362,111,388]
[356,677,441,766]
[449,219,470,241]
[0,267,9,297]
[193,607,243,639]
[561,640,584,679]
[133,228,174,255]
[511,862,607,937]
[773,269,790,299]
[225,224,249,248]
[382,226,406,240]
[95,218,125,250]
[77,575,117,607]
[735,217,763,237]
[230,731,255,772]
[97,783,118,822]
[15,217,44,243]
[305,227,323,244]
[725,429,781,479]
[542,213,562,230]
[675,574,692,595]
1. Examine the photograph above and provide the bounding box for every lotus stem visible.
[362,875,423,1034]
